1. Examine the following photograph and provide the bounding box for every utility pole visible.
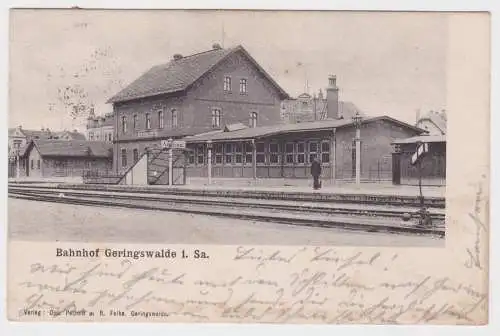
[352,112,362,185]
[207,140,212,185]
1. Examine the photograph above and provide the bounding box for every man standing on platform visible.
[311,158,322,190]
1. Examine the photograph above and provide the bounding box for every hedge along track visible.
[8,186,445,238]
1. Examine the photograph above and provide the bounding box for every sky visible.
[9,9,448,132]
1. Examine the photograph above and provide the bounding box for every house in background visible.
[19,139,113,179]
[86,108,114,142]
[280,76,365,124]
[415,109,447,135]
[9,126,86,155]
[107,43,289,174]
[8,126,86,177]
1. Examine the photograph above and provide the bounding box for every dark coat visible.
[311,160,322,177]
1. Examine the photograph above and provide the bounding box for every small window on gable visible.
[239,78,248,94]
[224,76,232,92]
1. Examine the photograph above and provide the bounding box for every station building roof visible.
[23,139,113,158]
[392,134,446,144]
[184,116,425,143]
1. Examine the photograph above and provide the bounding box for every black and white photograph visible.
[5,8,490,326]
[8,10,447,246]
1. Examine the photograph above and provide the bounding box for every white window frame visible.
[172,109,178,128]
[239,78,248,94]
[121,116,127,133]
[212,108,222,128]
[158,110,164,129]
[224,76,232,92]
[249,111,258,128]
[145,113,151,130]
[121,149,127,167]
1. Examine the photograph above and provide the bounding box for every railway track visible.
[8,182,446,208]
[8,185,445,238]
[8,185,445,221]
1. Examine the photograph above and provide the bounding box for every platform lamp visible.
[14,147,21,179]
[414,140,432,229]
[352,111,362,185]
[207,140,213,185]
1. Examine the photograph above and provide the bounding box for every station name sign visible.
[161,139,186,149]
[411,142,429,165]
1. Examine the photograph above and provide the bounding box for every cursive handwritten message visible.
[8,242,487,325]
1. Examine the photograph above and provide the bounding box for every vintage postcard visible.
[7,9,489,324]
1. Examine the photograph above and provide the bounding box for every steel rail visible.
[8,187,445,221]
[9,190,445,238]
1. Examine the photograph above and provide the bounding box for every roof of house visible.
[55,131,87,140]
[8,128,86,140]
[184,116,424,143]
[416,111,447,135]
[392,134,446,144]
[282,99,364,122]
[107,45,289,104]
[25,139,113,158]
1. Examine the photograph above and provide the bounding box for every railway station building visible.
[108,44,289,176]
[183,116,423,181]
[106,43,427,184]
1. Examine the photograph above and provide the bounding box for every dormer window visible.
[224,76,232,92]
[249,112,258,128]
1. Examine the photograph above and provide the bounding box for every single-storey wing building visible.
[20,139,113,179]
[183,115,425,181]
[391,134,446,186]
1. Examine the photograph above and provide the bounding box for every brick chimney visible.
[326,75,340,119]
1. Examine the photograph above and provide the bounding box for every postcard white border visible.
[1,1,498,336]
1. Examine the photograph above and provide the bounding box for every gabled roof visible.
[55,130,86,140]
[24,139,113,158]
[107,45,289,104]
[20,129,53,140]
[184,116,424,143]
[8,128,86,140]
[416,110,447,135]
[417,116,447,135]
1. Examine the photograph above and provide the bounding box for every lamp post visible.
[168,138,173,186]
[352,111,362,185]
[415,140,432,228]
[207,140,213,185]
[16,149,21,179]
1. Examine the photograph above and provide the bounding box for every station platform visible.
[183,178,445,198]
[9,177,445,199]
